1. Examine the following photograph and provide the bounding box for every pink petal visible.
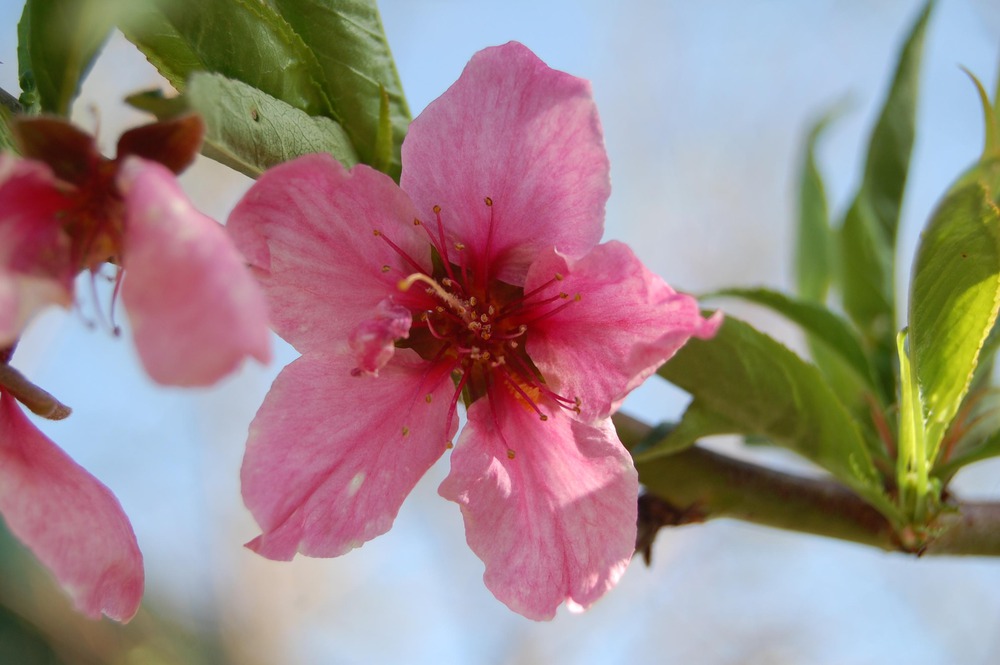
[439,392,638,620]
[524,242,721,422]
[348,298,412,376]
[0,393,143,621]
[242,349,457,560]
[0,154,75,345]
[401,42,609,284]
[227,154,431,354]
[117,157,271,386]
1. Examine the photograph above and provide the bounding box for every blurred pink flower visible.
[0,115,272,621]
[230,42,719,620]
[0,384,142,621]
[0,116,271,386]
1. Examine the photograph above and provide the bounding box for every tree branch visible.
[614,412,1000,558]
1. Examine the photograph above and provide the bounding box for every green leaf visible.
[709,287,879,396]
[17,0,123,115]
[838,1,932,343]
[633,400,739,461]
[963,68,1000,160]
[657,315,897,520]
[268,0,410,181]
[129,72,358,179]
[796,110,838,302]
[120,0,333,117]
[909,159,1000,463]
[933,389,1000,482]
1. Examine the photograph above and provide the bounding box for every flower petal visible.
[401,41,609,284]
[439,393,638,620]
[227,154,431,353]
[118,157,271,386]
[0,154,75,346]
[524,241,721,422]
[0,393,143,621]
[242,349,457,560]
[348,298,412,376]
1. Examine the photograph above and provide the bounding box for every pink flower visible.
[229,42,720,619]
[0,382,143,621]
[0,115,272,621]
[0,116,271,386]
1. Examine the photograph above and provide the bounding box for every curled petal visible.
[439,393,638,620]
[118,157,271,386]
[0,154,75,346]
[402,41,609,284]
[242,350,457,560]
[0,393,143,621]
[349,298,412,376]
[524,242,721,422]
[227,154,430,354]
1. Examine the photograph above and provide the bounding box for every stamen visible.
[498,274,563,315]
[481,196,496,286]
[108,265,124,336]
[519,293,581,326]
[444,371,470,442]
[432,206,459,285]
[398,273,467,315]
[502,350,581,416]
[86,269,119,336]
[498,366,548,421]
[492,324,528,341]
[373,229,425,274]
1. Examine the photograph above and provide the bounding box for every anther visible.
[506,448,515,459]
[381,265,391,272]
[433,204,442,214]
[485,197,493,207]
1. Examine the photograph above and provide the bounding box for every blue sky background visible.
[2,1,1000,663]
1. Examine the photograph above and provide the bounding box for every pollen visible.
[401,426,410,437]
[425,394,433,403]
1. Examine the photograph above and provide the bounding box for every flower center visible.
[381,198,582,430]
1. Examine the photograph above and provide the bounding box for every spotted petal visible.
[525,241,721,422]
[118,157,271,386]
[401,41,609,284]
[243,349,457,560]
[439,393,638,620]
[0,393,143,621]
[228,154,430,354]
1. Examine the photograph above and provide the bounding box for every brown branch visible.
[614,412,1000,558]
